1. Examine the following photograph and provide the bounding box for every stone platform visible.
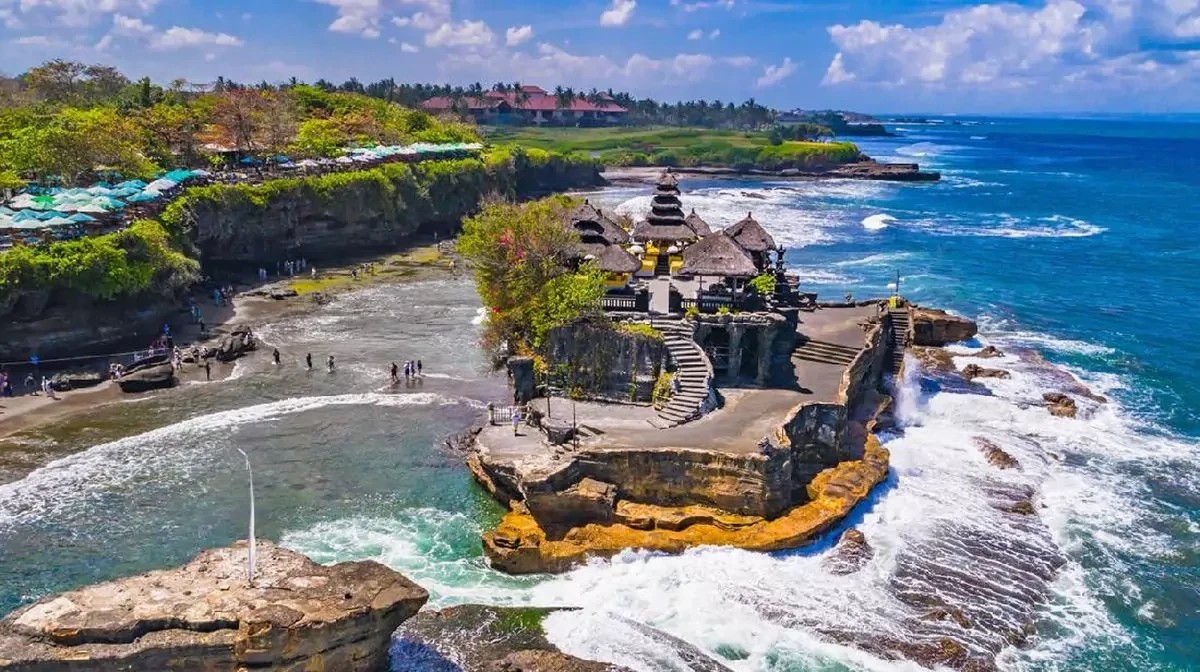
[469,304,897,573]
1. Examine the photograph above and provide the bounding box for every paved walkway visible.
[479,304,879,469]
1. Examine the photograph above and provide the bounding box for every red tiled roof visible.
[422,89,626,114]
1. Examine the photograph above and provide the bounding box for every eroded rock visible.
[975,437,1020,470]
[115,362,176,393]
[1042,392,1078,418]
[824,529,874,575]
[961,364,1010,380]
[215,324,258,362]
[972,345,1004,359]
[0,540,427,671]
[911,308,978,347]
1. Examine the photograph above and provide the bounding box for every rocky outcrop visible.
[961,363,1010,380]
[972,345,1004,358]
[481,437,890,574]
[391,605,730,672]
[910,308,978,346]
[215,325,257,362]
[0,296,184,362]
[0,540,427,671]
[543,322,666,402]
[823,529,874,575]
[49,371,106,392]
[975,437,1020,469]
[508,357,536,405]
[115,362,176,393]
[908,345,956,373]
[1042,392,1078,418]
[525,477,617,530]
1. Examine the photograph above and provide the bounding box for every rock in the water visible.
[0,540,427,671]
[824,528,874,575]
[973,345,1004,359]
[216,324,258,362]
[1042,392,1078,418]
[975,437,1020,469]
[391,606,633,672]
[115,362,175,393]
[49,371,106,392]
[911,307,978,346]
[1005,499,1037,516]
[269,287,299,300]
[444,426,482,452]
[962,364,1011,380]
[392,605,731,672]
[909,346,956,373]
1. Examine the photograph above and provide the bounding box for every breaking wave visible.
[862,214,895,231]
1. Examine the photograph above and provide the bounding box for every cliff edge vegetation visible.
[486,126,864,171]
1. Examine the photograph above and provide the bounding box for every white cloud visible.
[687,28,703,40]
[14,35,58,46]
[425,19,495,48]
[400,41,419,52]
[316,0,450,37]
[756,56,796,87]
[600,0,636,27]
[822,0,1200,92]
[670,0,736,12]
[112,13,153,36]
[506,24,534,46]
[709,28,720,39]
[150,26,243,50]
[0,0,161,27]
[724,55,755,67]
[94,33,113,50]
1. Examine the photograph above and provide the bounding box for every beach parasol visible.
[116,179,147,189]
[144,178,178,192]
[163,169,194,182]
[42,216,75,227]
[75,204,108,214]
[67,213,97,223]
[29,195,56,210]
[34,210,68,220]
[126,191,161,203]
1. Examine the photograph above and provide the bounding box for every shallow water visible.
[2,118,1198,671]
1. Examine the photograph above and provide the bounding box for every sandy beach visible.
[0,243,457,442]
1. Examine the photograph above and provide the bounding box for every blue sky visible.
[1,0,1199,113]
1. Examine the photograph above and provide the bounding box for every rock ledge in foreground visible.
[0,540,427,671]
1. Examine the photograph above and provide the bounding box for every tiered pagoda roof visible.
[632,171,697,243]
[723,212,777,252]
[568,199,639,273]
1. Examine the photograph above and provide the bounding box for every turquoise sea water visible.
[1,117,1197,671]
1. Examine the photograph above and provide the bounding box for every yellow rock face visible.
[483,437,891,574]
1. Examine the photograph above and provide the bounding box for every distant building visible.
[421,85,627,126]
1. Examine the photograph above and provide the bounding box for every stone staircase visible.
[888,307,911,374]
[651,319,713,428]
[791,337,860,367]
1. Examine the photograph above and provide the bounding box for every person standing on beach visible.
[327,355,335,372]
[204,360,211,381]
[390,362,399,384]
[511,407,521,436]
[417,360,423,376]
[306,353,313,370]
[273,348,281,366]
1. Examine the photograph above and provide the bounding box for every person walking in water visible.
[327,355,335,372]
[416,359,423,377]
[390,362,399,384]
[306,353,313,370]
[204,360,211,381]
[272,348,281,366]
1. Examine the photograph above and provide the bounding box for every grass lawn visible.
[483,126,862,170]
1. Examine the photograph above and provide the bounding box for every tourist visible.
[511,407,521,436]
[417,360,423,376]
[204,360,211,381]
[327,355,335,372]
[310,267,317,280]
[390,362,399,384]
[24,373,35,393]
[273,348,281,366]
[198,319,205,334]
[212,288,221,307]
[306,353,313,370]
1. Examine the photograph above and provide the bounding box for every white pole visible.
[235,448,257,586]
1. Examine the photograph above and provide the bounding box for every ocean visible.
[0,117,1197,671]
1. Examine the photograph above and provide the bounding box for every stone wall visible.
[543,322,667,402]
[693,312,795,385]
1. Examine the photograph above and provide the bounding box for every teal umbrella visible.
[126,191,160,203]
[67,213,97,223]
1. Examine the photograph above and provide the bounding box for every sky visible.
[1,0,1199,113]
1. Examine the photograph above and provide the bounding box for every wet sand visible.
[0,244,458,442]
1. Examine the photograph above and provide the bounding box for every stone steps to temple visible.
[887,308,911,375]
[647,318,712,429]
[792,338,860,367]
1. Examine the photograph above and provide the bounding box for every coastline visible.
[602,161,940,185]
[0,243,457,448]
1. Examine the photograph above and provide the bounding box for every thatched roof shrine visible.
[680,230,758,278]
[723,212,776,253]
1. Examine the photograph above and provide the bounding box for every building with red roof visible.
[422,85,627,126]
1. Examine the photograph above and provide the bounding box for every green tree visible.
[292,118,348,157]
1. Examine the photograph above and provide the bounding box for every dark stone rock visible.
[961,364,1010,380]
[116,362,176,393]
[508,356,535,404]
[444,426,482,453]
[1042,392,1078,418]
[49,371,106,392]
[215,324,258,362]
[973,345,1004,358]
[975,437,1020,469]
[824,529,874,575]
[911,307,978,346]
[269,287,299,300]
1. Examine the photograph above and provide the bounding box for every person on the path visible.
[272,348,281,366]
[306,353,313,370]
[311,266,317,280]
[327,355,335,372]
[25,373,36,392]
[511,407,521,436]
[204,360,212,381]
[198,319,205,334]
[390,362,399,384]
[212,288,221,307]
[416,359,423,376]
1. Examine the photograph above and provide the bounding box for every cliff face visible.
[543,323,666,402]
[0,540,428,672]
